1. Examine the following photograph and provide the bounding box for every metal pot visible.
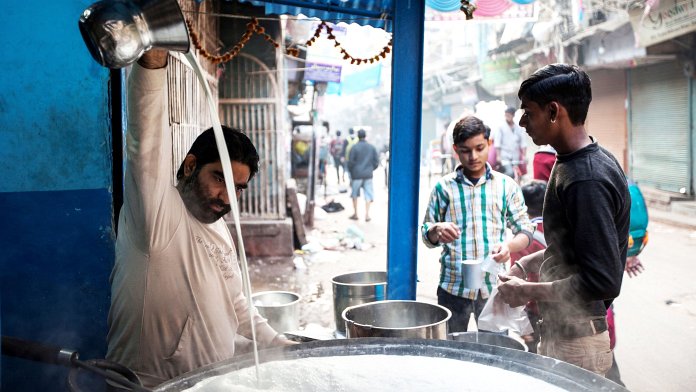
[449,331,526,351]
[342,300,450,340]
[153,338,628,391]
[252,291,301,334]
[331,271,386,334]
[78,0,190,68]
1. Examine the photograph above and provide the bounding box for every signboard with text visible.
[630,0,696,47]
[304,62,342,83]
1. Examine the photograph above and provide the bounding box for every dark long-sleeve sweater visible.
[540,141,630,321]
[347,140,379,179]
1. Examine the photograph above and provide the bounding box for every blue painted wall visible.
[0,1,114,390]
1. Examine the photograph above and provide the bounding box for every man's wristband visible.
[516,262,528,280]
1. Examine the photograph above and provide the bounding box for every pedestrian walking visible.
[329,130,346,183]
[492,106,527,181]
[498,64,631,378]
[347,129,380,222]
[421,115,534,332]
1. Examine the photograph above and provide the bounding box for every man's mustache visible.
[211,199,231,212]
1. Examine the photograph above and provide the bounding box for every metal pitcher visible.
[78,0,190,68]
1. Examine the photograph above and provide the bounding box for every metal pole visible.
[387,0,425,300]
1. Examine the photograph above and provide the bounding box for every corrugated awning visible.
[235,0,393,31]
[562,14,630,46]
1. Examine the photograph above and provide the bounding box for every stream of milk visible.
[184,51,261,384]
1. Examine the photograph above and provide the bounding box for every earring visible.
[550,117,556,123]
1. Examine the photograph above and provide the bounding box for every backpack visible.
[330,138,344,157]
[344,135,358,161]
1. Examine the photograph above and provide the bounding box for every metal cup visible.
[78,0,190,68]
[461,259,483,290]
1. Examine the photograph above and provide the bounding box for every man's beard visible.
[179,169,231,224]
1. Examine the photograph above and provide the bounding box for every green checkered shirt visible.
[421,164,534,299]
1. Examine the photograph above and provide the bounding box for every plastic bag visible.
[481,255,503,274]
[477,286,533,336]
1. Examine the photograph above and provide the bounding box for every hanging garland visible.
[187,17,285,65]
[303,21,392,65]
[186,17,391,66]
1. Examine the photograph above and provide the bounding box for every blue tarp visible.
[234,0,393,31]
[326,64,381,95]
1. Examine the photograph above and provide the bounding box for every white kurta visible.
[106,64,277,387]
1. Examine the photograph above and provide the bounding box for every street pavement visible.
[248,163,696,391]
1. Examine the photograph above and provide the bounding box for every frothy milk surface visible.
[183,355,567,392]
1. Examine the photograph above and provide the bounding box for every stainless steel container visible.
[154,338,629,392]
[449,331,526,351]
[342,300,451,340]
[252,291,301,333]
[78,0,190,68]
[331,271,386,334]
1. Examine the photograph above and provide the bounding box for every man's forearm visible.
[523,281,557,302]
[519,249,545,274]
[507,232,531,253]
[137,49,168,69]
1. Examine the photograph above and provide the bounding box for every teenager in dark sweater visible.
[497,64,631,377]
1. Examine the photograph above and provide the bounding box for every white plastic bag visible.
[480,255,503,274]
[477,286,533,336]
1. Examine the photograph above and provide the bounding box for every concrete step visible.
[671,201,696,217]
[640,186,692,211]
[648,207,696,231]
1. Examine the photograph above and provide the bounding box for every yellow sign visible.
[630,0,696,47]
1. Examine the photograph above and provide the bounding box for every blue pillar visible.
[387,0,425,300]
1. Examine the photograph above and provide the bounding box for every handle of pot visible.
[2,335,78,366]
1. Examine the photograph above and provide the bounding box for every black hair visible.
[452,115,488,144]
[505,106,516,115]
[336,130,342,137]
[518,63,592,125]
[357,129,366,139]
[522,180,547,217]
[176,126,259,181]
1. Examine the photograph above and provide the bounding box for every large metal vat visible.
[331,271,386,334]
[154,338,628,391]
[343,300,450,339]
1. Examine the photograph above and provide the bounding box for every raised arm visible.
[120,49,174,251]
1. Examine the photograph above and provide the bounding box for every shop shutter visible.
[629,61,691,194]
[587,69,628,169]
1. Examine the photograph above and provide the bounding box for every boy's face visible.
[519,98,553,146]
[453,133,490,178]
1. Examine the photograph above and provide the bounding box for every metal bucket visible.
[449,331,526,351]
[154,338,629,392]
[251,291,300,333]
[331,271,386,334]
[342,300,451,340]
